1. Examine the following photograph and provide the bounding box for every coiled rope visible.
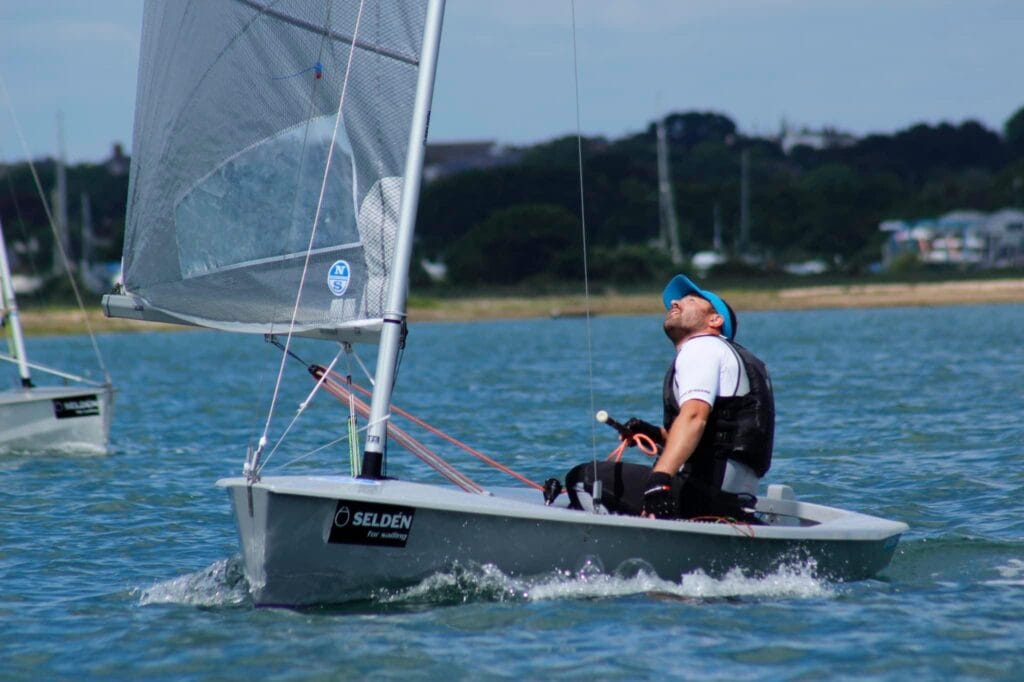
[605,433,660,463]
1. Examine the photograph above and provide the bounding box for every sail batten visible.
[234,0,421,66]
[181,241,364,280]
[110,0,429,340]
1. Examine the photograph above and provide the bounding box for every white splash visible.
[379,563,526,603]
[527,563,831,602]
[136,557,250,607]
[136,556,832,608]
[379,559,832,605]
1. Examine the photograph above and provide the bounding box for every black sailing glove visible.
[623,418,664,447]
[642,472,676,519]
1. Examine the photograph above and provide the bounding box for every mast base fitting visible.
[359,451,384,480]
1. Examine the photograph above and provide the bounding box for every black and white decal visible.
[52,395,100,419]
[328,500,415,548]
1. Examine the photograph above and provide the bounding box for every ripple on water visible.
[8,308,1024,679]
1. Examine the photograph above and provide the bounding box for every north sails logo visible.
[327,259,351,296]
[328,501,415,547]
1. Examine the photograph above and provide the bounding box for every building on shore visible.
[423,141,520,182]
[880,209,1024,269]
[777,122,857,154]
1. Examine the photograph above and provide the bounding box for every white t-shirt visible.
[672,334,749,406]
[672,334,758,494]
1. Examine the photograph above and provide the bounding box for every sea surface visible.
[3,303,1023,680]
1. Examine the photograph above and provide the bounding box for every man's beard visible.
[663,318,686,344]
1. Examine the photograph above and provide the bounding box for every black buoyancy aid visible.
[662,337,775,482]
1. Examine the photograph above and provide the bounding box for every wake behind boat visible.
[105,0,905,607]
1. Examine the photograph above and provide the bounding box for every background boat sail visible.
[105,0,905,607]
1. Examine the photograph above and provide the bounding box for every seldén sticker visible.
[327,259,351,296]
[328,500,415,548]
[52,395,100,419]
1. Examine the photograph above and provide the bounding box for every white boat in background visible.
[105,0,905,607]
[0,217,113,454]
[691,249,727,274]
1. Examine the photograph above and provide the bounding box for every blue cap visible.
[662,274,737,341]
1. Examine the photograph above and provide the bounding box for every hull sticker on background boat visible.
[52,396,101,419]
[328,500,415,547]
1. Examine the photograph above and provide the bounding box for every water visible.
[3,304,1023,680]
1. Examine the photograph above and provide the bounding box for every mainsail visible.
[107,0,429,341]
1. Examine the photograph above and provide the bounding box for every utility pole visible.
[52,111,70,277]
[712,201,723,252]
[739,148,750,257]
[656,116,684,265]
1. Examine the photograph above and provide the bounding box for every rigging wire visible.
[276,429,359,471]
[254,2,335,460]
[568,1,601,477]
[253,2,615,494]
[258,335,378,476]
[262,340,647,498]
[310,369,485,493]
[255,344,345,473]
[256,0,366,469]
[322,369,544,492]
[265,340,537,494]
[253,6,334,446]
[0,74,112,386]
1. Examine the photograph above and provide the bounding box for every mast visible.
[713,201,723,252]
[739,148,750,256]
[0,218,33,387]
[53,111,70,278]
[656,116,683,266]
[361,0,446,479]
[80,193,91,282]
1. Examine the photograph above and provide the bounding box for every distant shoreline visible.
[406,277,1024,321]
[17,278,1024,335]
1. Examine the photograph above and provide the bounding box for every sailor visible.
[565,273,774,520]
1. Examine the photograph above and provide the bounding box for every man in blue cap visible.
[565,273,774,520]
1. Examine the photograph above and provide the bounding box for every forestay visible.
[113,0,428,340]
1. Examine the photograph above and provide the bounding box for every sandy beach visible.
[15,278,1024,335]
[407,277,1024,322]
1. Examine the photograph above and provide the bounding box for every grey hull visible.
[218,475,907,607]
[0,384,113,454]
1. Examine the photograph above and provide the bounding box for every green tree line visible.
[4,106,1024,296]
[417,106,1024,288]
[0,157,127,296]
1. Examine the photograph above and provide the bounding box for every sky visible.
[2,0,1023,164]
